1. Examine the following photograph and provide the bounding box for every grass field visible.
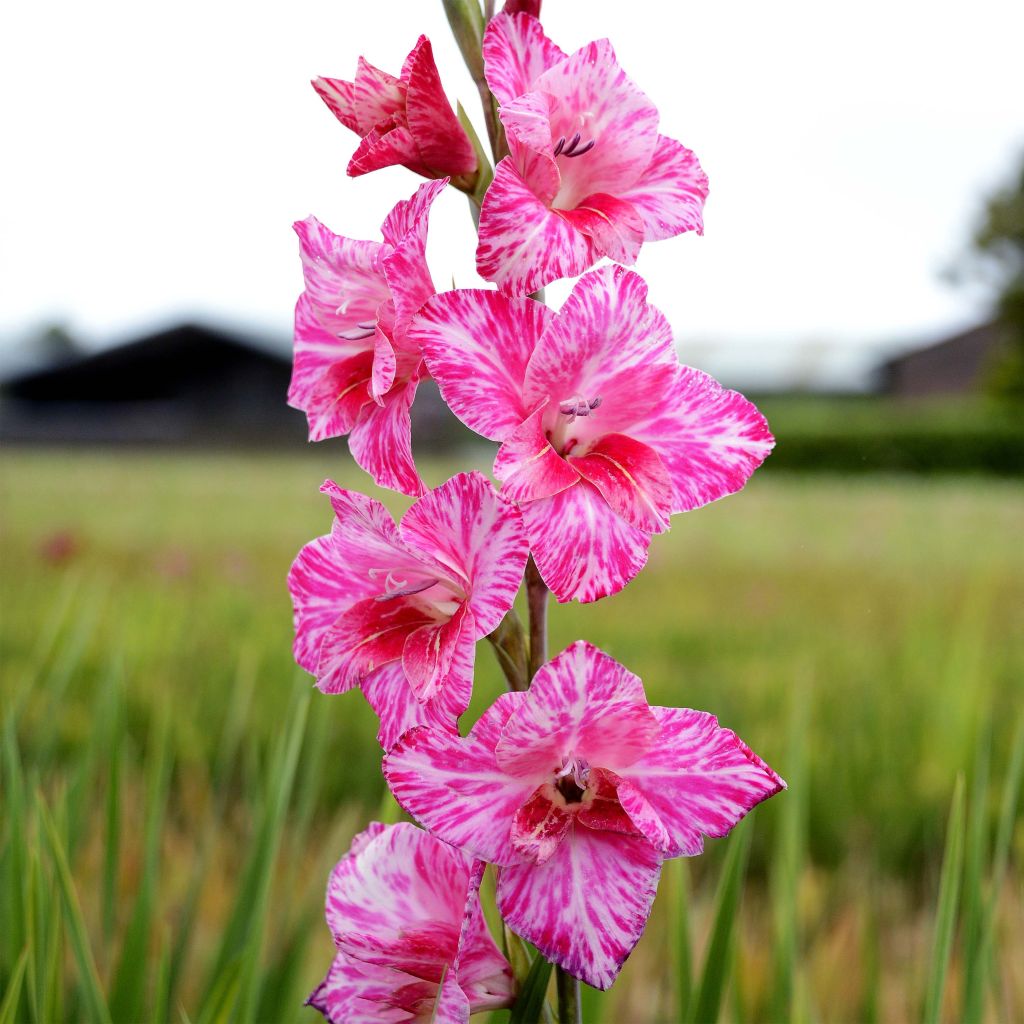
[1,448,1022,1023]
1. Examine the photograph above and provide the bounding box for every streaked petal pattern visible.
[497,826,662,990]
[617,707,786,856]
[620,134,709,241]
[483,11,567,106]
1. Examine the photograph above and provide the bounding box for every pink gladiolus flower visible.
[410,265,774,602]
[288,472,529,747]
[313,36,477,182]
[385,641,784,989]
[290,179,446,496]
[307,822,514,1024]
[476,12,709,295]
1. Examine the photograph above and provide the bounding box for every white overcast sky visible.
[2,0,1022,383]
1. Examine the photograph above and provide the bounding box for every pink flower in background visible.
[411,265,774,602]
[476,12,708,295]
[385,641,784,989]
[307,822,514,1024]
[290,179,446,496]
[288,472,528,748]
[314,36,477,181]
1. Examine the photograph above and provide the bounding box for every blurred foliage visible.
[755,397,1023,475]
[1,450,1022,1022]
[972,153,1024,403]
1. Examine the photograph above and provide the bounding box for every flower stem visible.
[555,965,582,1024]
[525,556,548,681]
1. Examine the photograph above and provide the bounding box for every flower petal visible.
[483,11,567,106]
[317,596,434,694]
[402,603,473,703]
[524,265,675,411]
[293,217,389,338]
[619,134,708,241]
[499,91,560,204]
[307,953,422,1024]
[476,158,598,296]
[510,786,573,864]
[521,481,651,603]
[494,407,580,503]
[495,640,659,777]
[414,289,552,441]
[404,36,477,176]
[627,363,774,514]
[496,825,661,990]
[351,56,406,134]
[288,533,369,675]
[570,432,672,534]
[380,179,447,346]
[384,692,536,866]
[400,472,530,636]
[347,118,425,178]
[617,708,786,857]
[311,76,360,134]
[348,378,426,496]
[535,39,659,208]
[326,821,468,975]
[559,192,645,264]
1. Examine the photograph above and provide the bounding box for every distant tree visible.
[36,324,81,363]
[973,154,1024,402]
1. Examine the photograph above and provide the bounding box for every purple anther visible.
[588,396,602,411]
[552,136,566,157]
[375,576,438,601]
[564,139,595,159]
[338,321,376,341]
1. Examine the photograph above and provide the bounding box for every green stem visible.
[555,966,582,1024]
[525,557,548,681]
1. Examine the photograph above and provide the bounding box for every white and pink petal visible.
[619,134,708,241]
[483,11,567,106]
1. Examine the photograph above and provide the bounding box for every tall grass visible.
[1,450,1022,1022]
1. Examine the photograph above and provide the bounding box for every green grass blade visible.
[1,717,28,982]
[688,824,753,1024]
[0,947,29,1024]
[922,774,965,1024]
[36,790,112,1024]
[960,719,991,1022]
[101,739,122,944]
[109,706,172,1022]
[664,855,693,1018]
[508,950,554,1024]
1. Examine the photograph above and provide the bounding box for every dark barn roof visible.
[877,321,1006,397]
[0,323,304,446]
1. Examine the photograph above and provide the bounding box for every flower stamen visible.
[338,320,377,341]
[553,133,596,159]
[557,395,602,423]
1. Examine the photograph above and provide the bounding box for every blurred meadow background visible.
[2,433,1022,1023]
[3,0,1024,1021]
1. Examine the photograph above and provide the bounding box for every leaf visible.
[509,950,554,1024]
[688,824,752,1024]
[36,790,112,1024]
[922,774,965,1024]
[0,947,29,1024]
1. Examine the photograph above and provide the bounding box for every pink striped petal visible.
[307,953,422,1024]
[570,433,672,534]
[535,40,659,209]
[495,641,659,777]
[499,91,560,204]
[347,117,423,178]
[289,534,372,675]
[402,604,472,703]
[620,134,709,241]
[363,635,473,750]
[399,472,529,636]
[414,290,552,441]
[524,266,675,411]
[380,179,447,346]
[627,363,774,514]
[326,822,466,974]
[348,378,425,496]
[476,158,598,296]
[521,481,651,603]
[560,192,644,264]
[404,37,477,176]
[494,407,580,503]
[370,321,397,401]
[496,825,661,990]
[293,217,389,339]
[384,692,536,866]
[289,298,374,441]
[311,76,359,134]
[510,786,573,864]
[317,597,434,694]
[576,768,645,838]
[617,708,786,857]
[483,12,567,105]
[352,57,406,134]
